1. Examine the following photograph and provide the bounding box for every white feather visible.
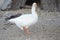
[8,3,38,30]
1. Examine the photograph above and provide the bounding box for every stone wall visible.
[40,0,57,11]
[40,0,60,11]
[11,0,26,10]
[0,0,12,10]
[0,0,60,11]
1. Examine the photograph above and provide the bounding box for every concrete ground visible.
[0,9,60,40]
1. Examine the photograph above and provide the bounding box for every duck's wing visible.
[5,13,22,21]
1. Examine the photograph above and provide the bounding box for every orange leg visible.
[23,26,31,35]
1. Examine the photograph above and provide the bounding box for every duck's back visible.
[15,14,38,26]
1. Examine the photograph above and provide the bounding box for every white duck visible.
[5,2,38,34]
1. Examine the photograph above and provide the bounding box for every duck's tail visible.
[5,17,11,21]
[5,13,22,21]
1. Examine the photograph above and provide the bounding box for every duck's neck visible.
[31,6,37,15]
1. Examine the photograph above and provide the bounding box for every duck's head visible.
[32,3,37,8]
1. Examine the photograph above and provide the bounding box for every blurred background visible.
[0,0,60,11]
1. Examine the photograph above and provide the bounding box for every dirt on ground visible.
[0,8,60,40]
